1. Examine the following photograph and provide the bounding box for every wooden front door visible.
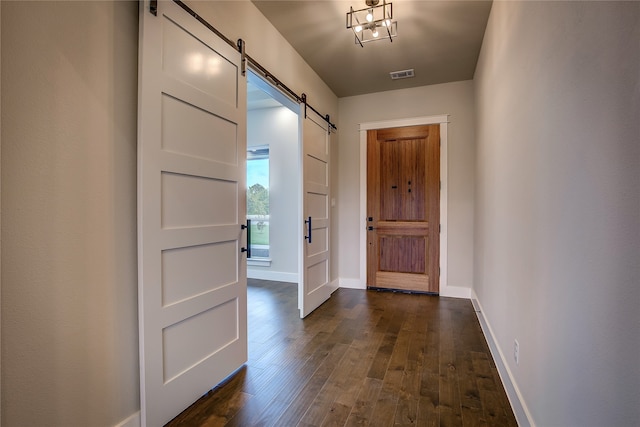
[366,125,440,293]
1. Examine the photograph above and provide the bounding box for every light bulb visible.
[372,28,379,37]
[382,19,391,27]
[355,25,362,33]
[366,10,373,22]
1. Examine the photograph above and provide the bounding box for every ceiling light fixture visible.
[346,0,397,47]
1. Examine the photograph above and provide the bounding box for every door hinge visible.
[149,0,158,16]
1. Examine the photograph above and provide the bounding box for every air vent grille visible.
[390,69,415,80]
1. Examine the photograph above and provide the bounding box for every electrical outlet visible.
[514,339,520,365]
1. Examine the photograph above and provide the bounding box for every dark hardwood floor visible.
[166,279,517,426]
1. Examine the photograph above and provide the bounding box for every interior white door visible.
[299,107,332,318]
[137,1,247,426]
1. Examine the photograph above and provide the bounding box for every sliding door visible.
[137,1,247,425]
[299,107,332,318]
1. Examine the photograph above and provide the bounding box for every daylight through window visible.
[247,146,269,258]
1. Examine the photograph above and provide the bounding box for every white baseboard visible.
[114,412,140,427]
[439,284,471,299]
[329,278,340,293]
[338,278,366,289]
[247,269,298,283]
[471,290,535,427]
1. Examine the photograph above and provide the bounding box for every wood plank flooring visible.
[166,279,517,427]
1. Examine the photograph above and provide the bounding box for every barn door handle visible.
[304,216,312,243]
[241,219,251,258]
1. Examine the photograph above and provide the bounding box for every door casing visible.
[357,115,470,299]
[246,70,334,317]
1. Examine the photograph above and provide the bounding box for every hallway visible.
[167,280,517,426]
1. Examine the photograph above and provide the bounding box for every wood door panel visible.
[379,138,426,221]
[375,271,429,292]
[367,124,439,293]
[379,139,401,220]
[378,235,426,274]
[376,125,431,140]
[376,221,429,234]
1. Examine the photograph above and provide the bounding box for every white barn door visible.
[299,107,332,318]
[137,1,247,426]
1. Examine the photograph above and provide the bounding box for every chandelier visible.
[346,0,397,47]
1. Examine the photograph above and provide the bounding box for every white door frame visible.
[247,69,299,114]
[248,69,334,317]
[358,115,469,299]
[246,70,300,282]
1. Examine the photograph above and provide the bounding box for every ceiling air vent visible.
[390,69,415,80]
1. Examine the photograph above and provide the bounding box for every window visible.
[247,146,269,258]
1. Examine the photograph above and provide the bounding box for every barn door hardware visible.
[304,216,312,243]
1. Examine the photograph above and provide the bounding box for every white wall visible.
[1,1,339,425]
[247,107,299,282]
[0,4,3,422]
[1,2,139,425]
[473,2,640,426]
[337,81,476,290]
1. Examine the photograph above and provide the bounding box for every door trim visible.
[357,115,468,299]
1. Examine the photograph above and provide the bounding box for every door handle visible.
[241,219,251,258]
[367,226,376,231]
[304,216,312,243]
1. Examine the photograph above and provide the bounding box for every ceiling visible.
[247,83,282,110]
[250,0,493,98]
